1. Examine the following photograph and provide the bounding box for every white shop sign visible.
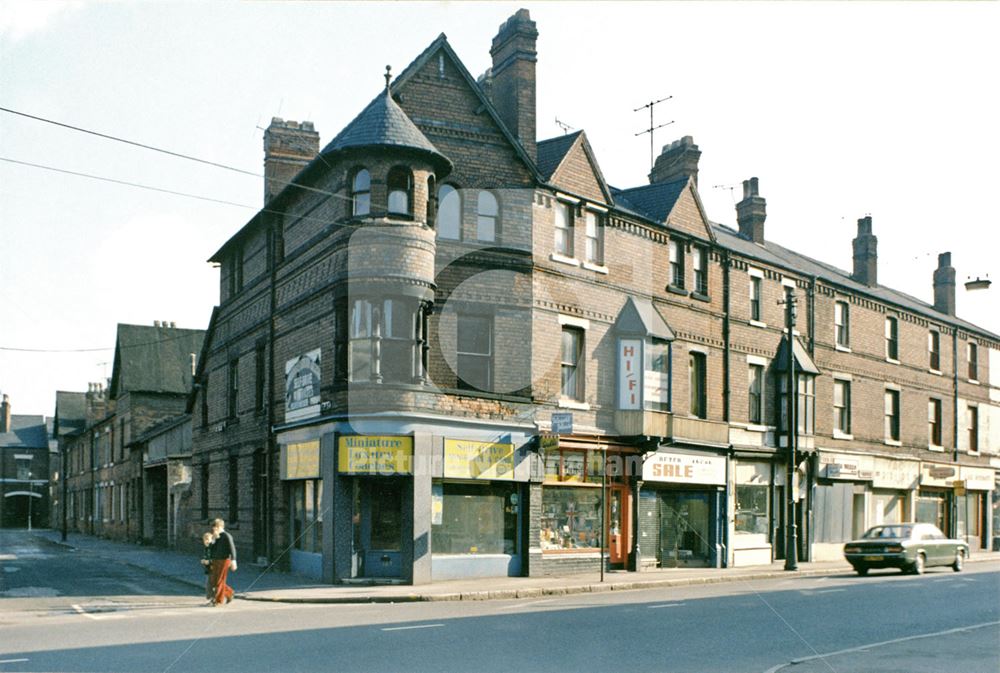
[921,462,958,488]
[618,339,642,410]
[643,451,726,486]
[820,452,873,481]
[871,457,920,490]
[960,466,995,491]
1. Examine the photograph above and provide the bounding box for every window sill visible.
[749,319,767,329]
[666,284,689,296]
[582,261,608,274]
[558,399,590,411]
[833,430,854,441]
[929,369,943,376]
[691,291,711,303]
[745,423,769,433]
[550,253,580,267]
[927,444,945,452]
[967,378,980,386]
[884,439,902,447]
[885,357,900,365]
[835,345,851,353]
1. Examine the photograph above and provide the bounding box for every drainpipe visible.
[266,217,278,563]
[722,249,731,422]
[951,325,960,540]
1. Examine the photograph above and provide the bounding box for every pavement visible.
[30,529,1000,604]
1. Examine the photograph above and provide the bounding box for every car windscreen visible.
[862,525,912,539]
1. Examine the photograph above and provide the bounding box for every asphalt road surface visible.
[2,531,998,673]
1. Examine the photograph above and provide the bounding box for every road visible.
[1,531,998,673]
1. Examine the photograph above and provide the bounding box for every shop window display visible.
[735,484,769,534]
[432,483,517,555]
[540,487,602,550]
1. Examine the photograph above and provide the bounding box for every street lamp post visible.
[27,470,33,532]
[783,288,799,572]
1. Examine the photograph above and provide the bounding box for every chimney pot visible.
[736,176,766,244]
[0,393,10,433]
[933,251,956,315]
[489,9,538,163]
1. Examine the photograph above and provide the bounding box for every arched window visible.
[437,184,461,239]
[351,168,371,216]
[477,190,498,242]
[425,175,436,225]
[387,166,413,216]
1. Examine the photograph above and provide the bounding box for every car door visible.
[921,525,948,565]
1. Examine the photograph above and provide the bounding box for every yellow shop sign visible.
[281,440,320,480]
[444,439,515,480]
[338,435,413,475]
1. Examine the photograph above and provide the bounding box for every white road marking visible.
[647,603,686,609]
[496,599,556,610]
[813,589,846,594]
[0,554,18,561]
[71,604,99,620]
[760,620,1000,673]
[0,660,30,664]
[381,623,444,632]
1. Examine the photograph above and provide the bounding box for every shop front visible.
[731,459,778,567]
[280,439,323,579]
[431,438,526,580]
[640,449,726,568]
[338,434,413,580]
[955,465,993,551]
[536,439,637,575]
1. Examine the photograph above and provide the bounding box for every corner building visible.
[189,9,999,583]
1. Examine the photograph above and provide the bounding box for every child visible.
[201,531,215,602]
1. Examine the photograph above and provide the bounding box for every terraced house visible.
[187,9,999,584]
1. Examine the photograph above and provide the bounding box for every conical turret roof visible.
[321,89,451,175]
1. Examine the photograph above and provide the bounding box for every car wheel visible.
[911,553,926,575]
[855,565,868,576]
[952,549,965,572]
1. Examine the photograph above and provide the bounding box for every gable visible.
[549,136,609,203]
[666,181,715,242]
[394,42,536,188]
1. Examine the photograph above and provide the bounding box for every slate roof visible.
[0,415,49,449]
[775,336,821,374]
[109,324,206,398]
[712,223,1000,339]
[320,89,452,174]
[611,178,688,224]
[54,391,87,437]
[615,296,675,340]
[537,132,582,181]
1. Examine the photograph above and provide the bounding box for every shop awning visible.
[614,296,675,340]
[774,335,819,374]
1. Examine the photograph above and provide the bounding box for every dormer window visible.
[387,166,413,216]
[351,168,371,216]
[437,184,461,239]
[477,190,498,242]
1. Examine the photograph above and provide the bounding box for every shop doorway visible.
[607,483,632,566]
[659,491,711,567]
[353,479,404,578]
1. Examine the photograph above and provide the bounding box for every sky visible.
[1,1,998,417]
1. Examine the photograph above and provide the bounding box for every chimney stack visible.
[852,216,878,286]
[649,136,701,186]
[1,393,10,433]
[490,9,538,163]
[85,382,107,422]
[933,252,956,315]
[264,118,320,205]
[736,177,766,244]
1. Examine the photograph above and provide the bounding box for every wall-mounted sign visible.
[444,439,515,480]
[338,435,412,475]
[871,457,920,490]
[551,412,573,435]
[285,349,321,423]
[960,466,994,491]
[281,440,320,480]
[618,339,641,409]
[820,452,873,481]
[643,451,726,486]
[920,462,958,488]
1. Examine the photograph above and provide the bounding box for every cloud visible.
[0,0,83,42]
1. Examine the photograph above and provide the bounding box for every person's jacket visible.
[210,530,237,561]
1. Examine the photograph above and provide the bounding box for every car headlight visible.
[886,545,903,553]
[844,545,861,553]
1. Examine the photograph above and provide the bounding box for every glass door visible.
[364,479,403,578]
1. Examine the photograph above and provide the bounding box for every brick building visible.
[0,394,50,529]
[59,323,204,542]
[187,8,998,583]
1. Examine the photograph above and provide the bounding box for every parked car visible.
[843,523,968,576]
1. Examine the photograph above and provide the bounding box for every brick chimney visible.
[736,177,766,244]
[85,382,108,423]
[490,9,538,163]
[264,118,320,204]
[933,252,956,315]
[852,215,878,286]
[649,136,701,186]
[1,394,10,433]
